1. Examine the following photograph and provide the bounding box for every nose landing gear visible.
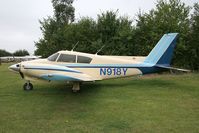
[23,81,33,91]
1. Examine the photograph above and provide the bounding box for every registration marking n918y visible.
[100,68,128,76]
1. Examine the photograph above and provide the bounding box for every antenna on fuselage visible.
[71,41,79,51]
[95,45,105,55]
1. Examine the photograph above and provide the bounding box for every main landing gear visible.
[72,82,80,93]
[23,81,33,91]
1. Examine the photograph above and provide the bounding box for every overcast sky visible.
[0,0,197,55]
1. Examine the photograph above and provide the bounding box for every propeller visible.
[19,63,24,79]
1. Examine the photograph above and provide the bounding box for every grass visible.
[0,63,199,133]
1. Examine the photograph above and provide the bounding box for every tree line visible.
[35,0,199,70]
[0,49,29,57]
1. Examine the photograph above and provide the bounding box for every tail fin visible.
[144,33,178,66]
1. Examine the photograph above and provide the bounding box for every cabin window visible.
[47,53,59,61]
[77,56,92,63]
[57,54,76,63]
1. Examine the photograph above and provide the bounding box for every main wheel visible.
[23,83,33,91]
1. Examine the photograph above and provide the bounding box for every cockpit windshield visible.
[47,52,93,64]
[47,53,59,61]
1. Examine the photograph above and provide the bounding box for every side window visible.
[77,56,92,64]
[47,53,59,61]
[57,54,76,63]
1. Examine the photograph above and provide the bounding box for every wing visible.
[40,73,95,82]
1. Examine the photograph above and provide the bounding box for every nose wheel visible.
[23,82,33,91]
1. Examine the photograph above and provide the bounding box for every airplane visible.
[1,55,41,62]
[9,33,189,92]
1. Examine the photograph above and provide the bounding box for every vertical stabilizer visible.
[144,33,178,66]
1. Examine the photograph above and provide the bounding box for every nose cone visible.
[9,64,20,72]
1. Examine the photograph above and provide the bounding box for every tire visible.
[23,83,33,91]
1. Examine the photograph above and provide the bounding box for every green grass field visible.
[0,63,198,133]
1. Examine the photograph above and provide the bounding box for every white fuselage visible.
[17,50,146,82]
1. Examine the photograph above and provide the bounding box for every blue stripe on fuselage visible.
[24,67,82,73]
[59,63,165,74]
[61,63,153,68]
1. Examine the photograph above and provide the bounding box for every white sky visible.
[0,0,197,55]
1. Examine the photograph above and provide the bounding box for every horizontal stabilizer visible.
[156,65,191,72]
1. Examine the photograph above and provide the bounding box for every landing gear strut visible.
[72,82,80,93]
[23,81,33,91]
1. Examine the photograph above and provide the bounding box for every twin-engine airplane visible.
[9,33,189,92]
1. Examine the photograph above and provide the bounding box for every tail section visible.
[144,33,178,66]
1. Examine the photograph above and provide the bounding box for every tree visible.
[35,18,62,57]
[35,10,134,57]
[35,0,75,57]
[188,3,199,70]
[96,11,134,55]
[13,49,29,56]
[134,0,190,68]
[64,17,98,54]
[0,49,12,57]
[52,0,75,24]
